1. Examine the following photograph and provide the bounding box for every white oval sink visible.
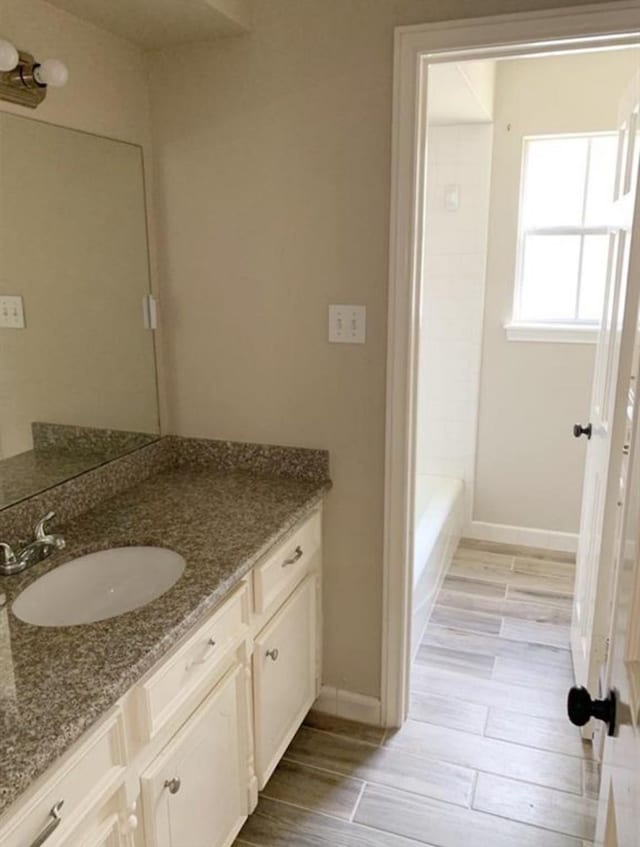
[12,547,186,627]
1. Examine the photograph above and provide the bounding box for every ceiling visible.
[44,0,253,50]
[428,60,496,126]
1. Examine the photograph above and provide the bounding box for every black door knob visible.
[573,423,593,439]
[567,686,617,736]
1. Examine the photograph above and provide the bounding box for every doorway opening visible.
[383,9,640,843]
[410,45,638,662]
[383,1,640,729]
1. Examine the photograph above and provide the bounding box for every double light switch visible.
[328,305,366,344]
[0,295,25,329]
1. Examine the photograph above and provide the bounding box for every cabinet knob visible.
[266,648,279,661]
[164,777,181,794]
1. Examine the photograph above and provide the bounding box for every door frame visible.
[382,0,640,728]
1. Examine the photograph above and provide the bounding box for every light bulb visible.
[0,39,19,72]
[34,58,69,88]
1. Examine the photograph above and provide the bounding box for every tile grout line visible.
[379,748,587,798]
[349,779,368,823]
[435,596,572,627]
[481,704,491,737]
[339,817,429,846]
[342,786,590,847]
[302,724,384,750]
[391,709,593,767]
[422,622,572,655]
[491,618,505,678]
[262,778,472,820]
[257,792,363,826]
[450,566,574,590]
[469,768,480,809]
[468,788,597,842]
[289,730,589,799]
[281,752,476,805]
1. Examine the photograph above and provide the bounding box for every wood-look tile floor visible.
[235,541,598,847]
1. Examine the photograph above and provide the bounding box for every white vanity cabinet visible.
[0,507,322,847]
[253,575,318,787]
[140,665,249,847]
[0,709,128,847]
[73,814,126,847]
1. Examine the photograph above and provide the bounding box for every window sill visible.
[504,323,598,344]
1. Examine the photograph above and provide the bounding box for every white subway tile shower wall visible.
[416,124,493,524]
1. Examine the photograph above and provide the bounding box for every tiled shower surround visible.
[415,123,494,524]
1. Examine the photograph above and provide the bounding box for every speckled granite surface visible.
[0,425,159,512]
[0,449,117,511]
[0,439,172,545]
[0,436,330,545]
[170,436,330,482]
[0,452,330,816]
[31,422,158,455]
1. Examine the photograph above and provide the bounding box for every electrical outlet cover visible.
[329,305,366,344]
[0,295,25,329]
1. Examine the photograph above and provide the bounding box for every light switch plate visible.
[0,295,25,329]
[444,184,460,212]
[329,305,366,344]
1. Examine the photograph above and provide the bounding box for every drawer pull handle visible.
[282,546,303,567]
[164,777,181,794]
[30,800,64,847]
[266,648,280,661]
[186,638,217,670]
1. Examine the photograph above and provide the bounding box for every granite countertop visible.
[0,465,330,816]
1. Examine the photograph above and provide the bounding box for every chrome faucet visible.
[0,512,66,576]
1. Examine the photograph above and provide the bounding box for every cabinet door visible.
[140,664,248,847]
[74,815,125,847]
[254,575,317,787]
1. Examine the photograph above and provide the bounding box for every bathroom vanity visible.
[0,437,330,847]
[0,104,331,847]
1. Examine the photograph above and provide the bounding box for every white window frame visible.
[506,131,617,344]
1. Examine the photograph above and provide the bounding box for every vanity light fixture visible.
[0,40,19,72]
[0,39,68,109]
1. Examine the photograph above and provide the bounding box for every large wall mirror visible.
[0,114,160,510]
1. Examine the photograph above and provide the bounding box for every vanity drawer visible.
[137,583,249,741]
[0,709,126,847]
[253,511,321,615]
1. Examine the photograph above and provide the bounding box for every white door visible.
[593,369,640,845]
[140,664,249,847]
[571,75,640,713]
[253,575,317,788]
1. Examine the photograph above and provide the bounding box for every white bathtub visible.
[411,474,464,660]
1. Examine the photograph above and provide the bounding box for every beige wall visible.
[148,0,610,699]
[475,49,640,536]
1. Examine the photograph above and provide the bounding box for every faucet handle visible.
[35,511,60,541]
[0,542,17,566]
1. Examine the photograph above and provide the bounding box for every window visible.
[509,133,618,339]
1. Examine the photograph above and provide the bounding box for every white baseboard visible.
[465,520,578,554]
[314,685,382,726]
